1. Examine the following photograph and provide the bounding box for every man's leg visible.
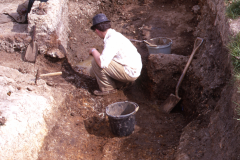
[24,0,35,23]
[91,60,117,92]
[90,60,137,92]
[27,0,35,14]
[105,61,137,83]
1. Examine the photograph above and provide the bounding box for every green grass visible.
[226,2,240,123]
[228,33,240,120]
[227,33,240,72]
[226,0,240,19]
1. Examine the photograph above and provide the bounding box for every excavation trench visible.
[0,0,239,159]
[38,0,234,159]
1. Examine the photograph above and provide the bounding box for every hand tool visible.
[35,69,62,84]
[129,39,157,47]
[25,25,38,63]
[161,37,204,113]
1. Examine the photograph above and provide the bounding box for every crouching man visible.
[89,13,142,96]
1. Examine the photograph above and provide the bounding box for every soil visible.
[0,0,238,159]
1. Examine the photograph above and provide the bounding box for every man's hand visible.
[89,48,101,67]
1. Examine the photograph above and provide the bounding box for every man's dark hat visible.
[91,13,110,30]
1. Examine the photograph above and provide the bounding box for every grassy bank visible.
[226,0,240,19]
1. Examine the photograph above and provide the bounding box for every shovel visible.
[24,25,38,63]
[161,37,204,113]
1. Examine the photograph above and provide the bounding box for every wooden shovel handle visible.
[143,40,157,47]
[40,72,62,77]
[32,26,36,42]
[129,39,158,47]
[175,37,204,98]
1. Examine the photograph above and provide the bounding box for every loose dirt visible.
[0,0,238,159]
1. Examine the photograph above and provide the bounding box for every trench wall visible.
[145,0,239,158]
[206,0,230,43]
[175,0,240,159]
[28,0,69,55]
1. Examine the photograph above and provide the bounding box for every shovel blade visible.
[24,42,38,63]
[161,94,181,114]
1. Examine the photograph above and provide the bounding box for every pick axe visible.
[35,69,62,84]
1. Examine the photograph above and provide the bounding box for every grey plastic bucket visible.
[146,37,172,54]
[106,101,139,137]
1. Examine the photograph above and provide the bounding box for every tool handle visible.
[143,40,157,47]
[129,39,158,47]
[40,72,62,77]
[175,37,203,98]
[32,26,36,42]
[129,39,143,43]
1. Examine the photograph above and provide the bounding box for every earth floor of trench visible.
[35,57,188,160]
[0,50,187,159]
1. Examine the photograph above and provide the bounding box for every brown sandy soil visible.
[0,0,239,159]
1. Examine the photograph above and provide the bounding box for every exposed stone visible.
[229,18,240,36]
[33,2,48,15]
[38,45,48,54]
[46,48,65,59]
[28,0,69,54]
[192,5,200,14]
[0,66,56,160]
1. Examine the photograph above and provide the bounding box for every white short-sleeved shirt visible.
[100,29,142,78]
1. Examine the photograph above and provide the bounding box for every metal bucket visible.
[146,37,172,54]
[106,101,139,137]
